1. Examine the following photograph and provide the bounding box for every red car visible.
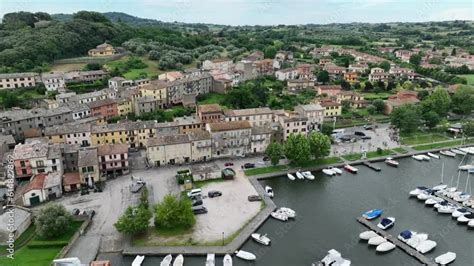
[224,162,234,167]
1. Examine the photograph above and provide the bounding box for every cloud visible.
[429,8,473,21]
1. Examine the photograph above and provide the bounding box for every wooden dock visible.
[356,217,436,266]
[362,162,381,172]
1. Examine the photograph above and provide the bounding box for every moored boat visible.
[265,186,274,198]
[234,250,256,261]
[368,235,386,246]
[435,252,456,265]
[278,207,296,218]
[451,148,466,155]
[412,155,424,161]
[206,254,215,266]
[296,171,305,179]
[409,186,428,197]
[287,173,295,181]
[302,171,315,180]
[132,255,145,266]
[440,150,456,157]
[359,230,378,240]
[172,255,183,266]
[459,164,474,171]
[398,230,414,243]
[427,152,439,159]
[377,217,395,230]
[457,213,474,223]
[160,254,172,266]
[452,208,470,218]
[322,168,335,176]
[468,219,474,227]
[223,254,233,266]
[376,242,396,253]
[385,157,399,167]
[416,240,437,254]
[344,164,358,173]
[425,197,442,206]
[251,233,271,245]
[329,167,343,174]
[271,211,288,221]
[363,208,383,220]
[315,249,351,266]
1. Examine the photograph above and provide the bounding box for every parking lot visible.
[330,123,399,156]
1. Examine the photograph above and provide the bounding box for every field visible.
[361,92,394,100]
[400,131,451,146]
[412,138,474,151]
[0,221,83,266]
[457,74,474,85]
[106,56,161,80]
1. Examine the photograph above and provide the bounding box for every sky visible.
[0,0,472,25]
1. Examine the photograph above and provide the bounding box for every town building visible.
[235,60,258,81]
[275,111,308,140]
[196,104,223,123]
[202,58,234,72]
[167,73,213,105]
[0,72,38,89]
[296,64,313,79]
[108,77,134,91]
[348,63,369,73]
[318,98,342,117]
[88,42,116,57]
[394,50,414,62]
[253,59,274,76]
[66,102,90,120]
[158,71,184,82]
[294,104,325,131]
[383,91,420,115]
[368,67,390,82]
[323,64,347,79]
[0,135,15,180]
[134,96,161,115]
[343,71,358,83]
[62,172,82,192]
[223,107,273,127]
[44,124,91,146]
[12,140,63,179]
[64,70,108,83]
[41,72,65,92]
[275,68,298,81]
[206,121,252,158]
[21,172,62,206]
[337,91,367,109]
[287,79,314,92]
[117,98,133,116]
[250,126,273,154]
[389,67,416,80]
[78,147,100,185]
[97,144,129,177]
[315,85,342,97]
[87,98,118,119]
[139,80,168,106]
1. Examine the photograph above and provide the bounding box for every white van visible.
[187,188,202,198]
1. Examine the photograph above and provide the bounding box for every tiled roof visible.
[78,148,98,167]
[198,104,222,114]
[63,172,81,186]
[208,121,252,132]
[24,173,46,193]
[97,144,128,156]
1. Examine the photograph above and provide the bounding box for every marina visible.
[356,217,436,265]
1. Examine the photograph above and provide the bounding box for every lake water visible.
[98,155,474,265]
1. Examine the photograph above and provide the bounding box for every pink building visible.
[97,144,129,176]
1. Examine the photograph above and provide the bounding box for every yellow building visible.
[117,98,133,116]
[319,99,342,117]
[88,42,116,57]
[139,80,167,106]
[343,71,358,83]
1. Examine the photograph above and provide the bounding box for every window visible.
[87,166,94,172]
[20,161,26,167]
[37,160,44,167]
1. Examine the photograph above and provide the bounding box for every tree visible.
[264,46,277,58]
[364,81,374,92]
[463,121,474,137]
[83,63,102,71]
[73,11,110,23]
[417,90,430,101]
[451,48,456,56]
[390,104,421,133]
[35,204,72,239]
[115,205,152,235]
[451,86,474,114]
[317,70,330,84]
[372,99,385,113]
[154,194,195,230]
[379,61,391,72]
[340,80,351,91]
[409,54,422,66]
[341,100,351,113]
[284,134,311,165]
[421,87,451,117]
[265,142,283,166]
[423,111,440,129]
[308,132,331,160]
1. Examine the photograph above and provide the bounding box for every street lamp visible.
[222,232,225,246]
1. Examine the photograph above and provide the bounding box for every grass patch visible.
[244,156,342,176]
[197,92,227,105]
[392,147,409,154]
[412,139,474,151]
[0,220,83,266]
[244,165,289,176]
[342,153,362,161]
[361,92,393,100]
[192,178,226,189]
[457,74,474,85]
[400,131,451,145]
[365,149,393,158]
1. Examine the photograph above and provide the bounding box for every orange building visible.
[87,99,118,119]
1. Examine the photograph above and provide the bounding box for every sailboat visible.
[432,163,447,190]
[427,152,439,159]
[453,172,471,202]
[160,255,172,266]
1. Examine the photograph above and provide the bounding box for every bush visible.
[27,241,69,248]
[35,204,73,240]
[114,205,152,235]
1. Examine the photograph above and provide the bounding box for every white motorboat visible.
[251,233,271,245]
[302,171,315,180]
[377,217,395,230]
[463,199,474,207]
[296,171,305,179]
[457,213,474,223]
[160,254,172,266]
[206,254,215,266]
[432,184,448,190]
[376,242,396,253]
[132,255,145,266]
[417,191,432,200]
[416,240,437,254]
[344,164,358,173]
[234,250,256,261]
[287,173,295,181]
[442,187,457,196]
[459,164,474,171]
[427,152,439,159]
[440,150,456,157]
[412,155,424,161]
[398,230,417,243]
[265,186,274,198]
[409,186,428,197]
[368,235,386,246]
[172,255,183,266]
[271,211,288,221]
[468,220,474,228]
[316,249,351,266]
[278,207,296,218]
[435,252,456,265]
[452,208,470,218]
[359,231,378,240]
[322,168,335,176]
[453,193,471,203]
[420,155,430,161]
[329,166,343,174]
[223,254,232,266]
[425,197,443,206]
[459,147,474,155]
[385,157,399,167]
[451,149,466,155]
[406,233,428,248]
[437,204,456,214]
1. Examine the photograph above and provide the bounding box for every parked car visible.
[189,195,202,201]
[243,163,255,169]
[208,190,222,198]
[224,162,234,167]
[248,195,262,202]
[354,131,366,136]
[192,199,203,207]
[262,156,270,161]
[71,208,80,216]
[361,136,372,140]
[339,136,352,142]
[130,181,146,193]
[193,206,208,215]
[187,188,202,198]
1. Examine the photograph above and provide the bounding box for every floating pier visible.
[435,192,474,214]
[362,162,381,172]
[356,217,436,266]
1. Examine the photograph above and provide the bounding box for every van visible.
[187,188,202,198]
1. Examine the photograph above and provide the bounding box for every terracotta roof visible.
[208,121,252,132]
[87,98,117,109]
[198,104,222,114]
[223,107,272,117]
[97,144,128,156]
[317,85,342,91]
[63,172,82,186]
[147,134,190,146]
[23,173,46,193]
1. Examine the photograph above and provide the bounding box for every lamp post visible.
[222,232,225,246]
